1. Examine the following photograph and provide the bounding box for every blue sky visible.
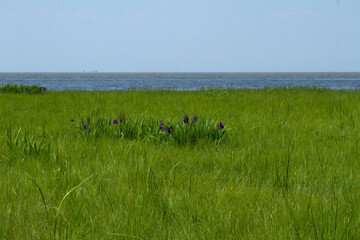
[0,0,359,72]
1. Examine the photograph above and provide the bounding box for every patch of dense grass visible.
[0,83,47,94]
[73,113,227,145]
[1,88,360,239]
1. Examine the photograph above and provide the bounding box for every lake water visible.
[1,72,360,91]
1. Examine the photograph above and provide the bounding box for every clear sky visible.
[0,0,359,72]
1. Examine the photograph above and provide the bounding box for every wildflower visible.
[113,119,118,125]
[183,114,189,124]
[159,120,165,130]
[167,127,172,133]
[71,119,74,122]
[83,124,87,130]
[42,87,47,91]
[120,117,124,123]
[191,116,198,127]
[218,122,224,130]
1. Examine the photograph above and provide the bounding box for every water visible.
[1,72,360,91]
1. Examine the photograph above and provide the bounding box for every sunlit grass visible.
[1,88,360,239]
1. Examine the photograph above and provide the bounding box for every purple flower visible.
[193,115,198,122]
[42,87,47,91]
[183,114,189,124]
[83,124,87,130]
[113,119,118,125]
[120,117,124,123]
[166,127,172,133]
[218,122,224,130]
[71,119,74,122]
[159,120,165,130]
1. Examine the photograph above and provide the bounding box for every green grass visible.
[1,88,360,239]
[0,83,46,94]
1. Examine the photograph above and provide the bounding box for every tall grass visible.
[0,83,47,94]
[1,88,360,239]
[74,113,226,145]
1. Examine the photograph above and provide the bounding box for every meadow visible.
[1,88,360,239]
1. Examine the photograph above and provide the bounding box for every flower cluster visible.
[183,114,189,124]
[159,120,172,133]
[73,113,227,145]
[113,114,125,125]
[183,114,200,127]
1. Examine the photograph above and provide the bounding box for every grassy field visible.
[1,88,360,239]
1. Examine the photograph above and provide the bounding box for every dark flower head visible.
[218,122,224,130]
[159,120,165,130]
[166,127,172,134]
[119,117,124,123]
[113,119,118,125]
[183,114,189,124]
[71,119,74,122]
[83,124,87,130]
[193,115,198,122]
[42,87,47,91]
